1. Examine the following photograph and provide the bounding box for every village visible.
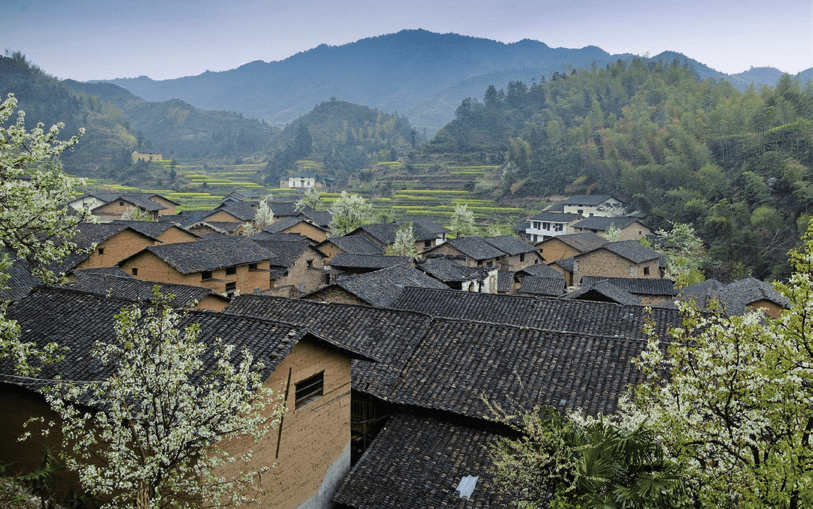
[0,188,789,509]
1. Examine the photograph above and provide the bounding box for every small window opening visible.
[519,253,525,262]
[202,270,213,280]
[295,372,324,408]
[131,268,138,276]
[225,266,237,276]
[98,248,104,255]
[306,260,313,268]
[644,266,650,276]
[225,281,236,296]
[249,263,257,270]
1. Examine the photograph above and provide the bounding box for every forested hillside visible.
[262,99,421,183]
[428,58,813,280]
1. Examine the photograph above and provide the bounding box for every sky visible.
[2,0,812,82]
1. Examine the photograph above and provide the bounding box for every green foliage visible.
[328,191,373,236]
[618,224,813,507]
[651,222,707,287]
[488,406,687,508]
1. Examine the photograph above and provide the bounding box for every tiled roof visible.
[585,240,661,264]
[389,286,682,340]
[497,270,514,292]
[482,235,536,256]
[126,236,274,274]
[417,257,492,283]
[439,237,504,261]
[528,211,583,222]
[349,223,400,245]
[312,264,447,307]
[518,276,566,296]
[262,216,321,234]
[298,209,333,228]
[552,257,575,273]
[385,318,648,418]
[252,240,311,268]
[58,223,156,273]
[334,413,508,508]
[562,194,620,206]
[94,193,167,212]
[328,254,412,270]
[0,287,332,390]
[160,209,212,228]
[538,232,608,252]
[517,264,563,279]
[656,277,790,316]
[581,276,677,296]
[208,202,258,221]
[63,273,227,308]
[70,267,133,278]
[112,220,194,239]
[411,218,449,236]
[0,258,41,302]
[250,232,308,242]
[563,280,642,306]
[265,202,303,217]
[190,221,243,234]
[572,216,642,231]
[224,294,434,394]
[318,235,383,256]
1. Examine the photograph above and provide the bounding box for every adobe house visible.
[0,287,372,509]
[118,236,274,297]
[253,240,328,295]
[315,235,382,263]
[535,232,609,265]
[482,234,543,271]
[422,236,504,268]
[656,277,791,318]
[91,193,179,222]
[58,222,160,275]
[112,220,199,244]
[570,216,652,242]
[262,217,330,244]
[131,150,162,162]
[572,240,662,285]
[187,221,248,237]
[581,276,677,306]
[345,220,447,254]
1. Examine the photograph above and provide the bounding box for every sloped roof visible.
[112,220,195,239]
[189,221,243,235]
[482,235,536,256]
[561,194,621,206]
[249,232,308,242]
[656,277,790,316]
[252,240,313,268]
[581,276,677,296]
[572,216,644,231]
[58,223,157,273]
[348,223,400,244]
[328,253,412,270]
[538,232,609,252]
[518,276,566,296]
[411,218,449,236]
[563,280,642,306]
[160,209,212,228]
[207,202,258,221]
[517,263,564,279]
[0,258,41,302]
[92,193,168,212]
[224,294,435,394]
[262,216,325,234]
[497,270,514,292]
[384,318,648,418]
[318,235,383,255]
[390,286,682,340]
[123,236,273,274]
[0,287,358,390]
[528,211,583,222]
[334,413,508,508]
[583,240,661,264]
[310,264,447,307]
[417,257,492,283]
[298,209,333,228]
[63,273,228,308]
[437,236,504,261]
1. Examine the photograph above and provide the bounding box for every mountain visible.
[101,30,811,134]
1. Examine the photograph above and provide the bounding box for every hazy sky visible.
[2,0,812,82]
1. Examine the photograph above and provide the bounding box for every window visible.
[225,266,237,276]
[520,253,525,262]
[424,240,432,248]
[225,282,236,296]
[533,221,541,230]
[248,263,257,270]
[295,372,324,408]
[98,248,104,255]
[577,209,584,215]
[201,270,213,280]
[643,266,650,276]
[119,201,124,206]
[542,222,550,231]
[554,223,564,232]
[131,268,138,276]
[306,260,313,268]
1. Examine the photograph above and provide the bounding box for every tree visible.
[0,93,91,374]
[448,203,476,237]
[328,191,372,236]
[40,293,283,509]
[241,200,274,237]
[650,222,706,287]
[617,225,813,507]
[488,405,687,508]
[601,223,622,242]
[295,187,321,212]
[384,223,417,257]
[120,206,155,222]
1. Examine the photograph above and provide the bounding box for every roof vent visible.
[456,475,478,499]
